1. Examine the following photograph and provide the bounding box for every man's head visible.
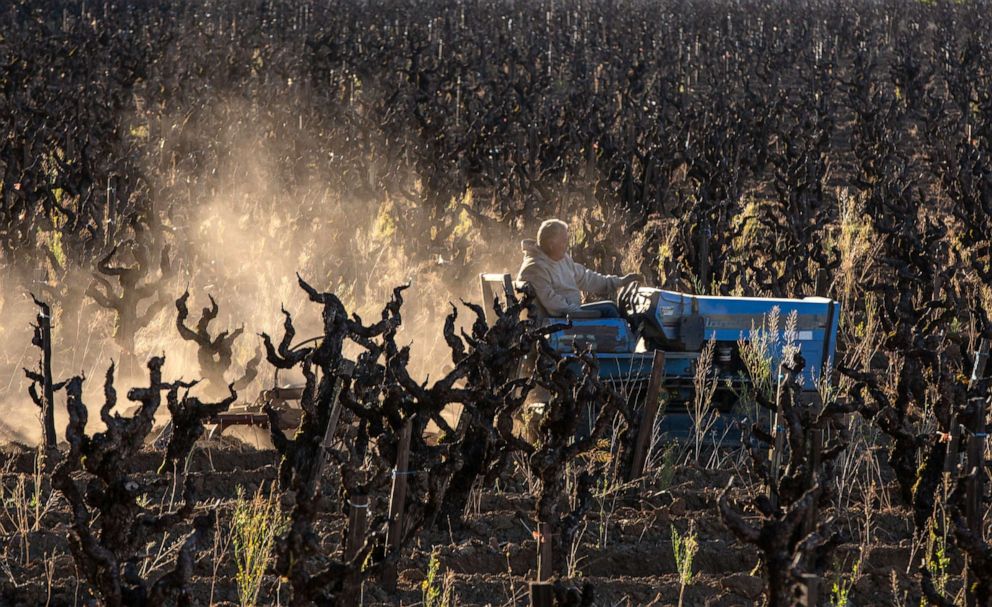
[537,219,569,261]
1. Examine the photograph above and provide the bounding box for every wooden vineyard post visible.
[804,428,823,536]
[967,339,989,539]
[814,268,830,297]
[306,360,355,494]
[537,522,554,582]
[964,339,989,607]
[799,573,819,607]
[944,412,961,479]
[381,416,414,592]
[965,403,985,544]
[627,350,666,482]
[974,338,990,384]
[529,581,554,607]
[306,371,348,496]
[339,363,366,563]
[28,296,59,451]
[966,429,984,537]
[768,361,786,510]
[965,454,985,607]
[345,494,369,562]
[698,220,711,291]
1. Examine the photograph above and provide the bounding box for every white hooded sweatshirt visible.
[516,239,622,317]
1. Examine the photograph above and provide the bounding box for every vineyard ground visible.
[0,439,921,606]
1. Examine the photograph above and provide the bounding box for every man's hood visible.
[521,238,544,258]
[521,238,555,265]
[521,238,568,266]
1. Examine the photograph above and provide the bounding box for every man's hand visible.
[620,273,643,287]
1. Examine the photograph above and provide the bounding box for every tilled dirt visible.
[0,442,918,606]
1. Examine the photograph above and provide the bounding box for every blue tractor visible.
[479,274,841,441]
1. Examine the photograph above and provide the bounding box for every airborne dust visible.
[0,97,612,445]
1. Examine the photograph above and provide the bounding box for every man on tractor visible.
[517,218,641,319]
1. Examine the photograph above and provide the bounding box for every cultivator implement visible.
[207,386,306,438]
[185,360,346,444]
[153,384,304,448]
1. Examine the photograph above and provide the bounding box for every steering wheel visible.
[616,280,640,320]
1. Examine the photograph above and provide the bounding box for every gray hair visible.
[537,219,569,248]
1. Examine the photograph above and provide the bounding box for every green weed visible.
[231,484,287,607]
[672,522,698,607]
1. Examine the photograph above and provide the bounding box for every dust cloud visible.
[0,88,633,446]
